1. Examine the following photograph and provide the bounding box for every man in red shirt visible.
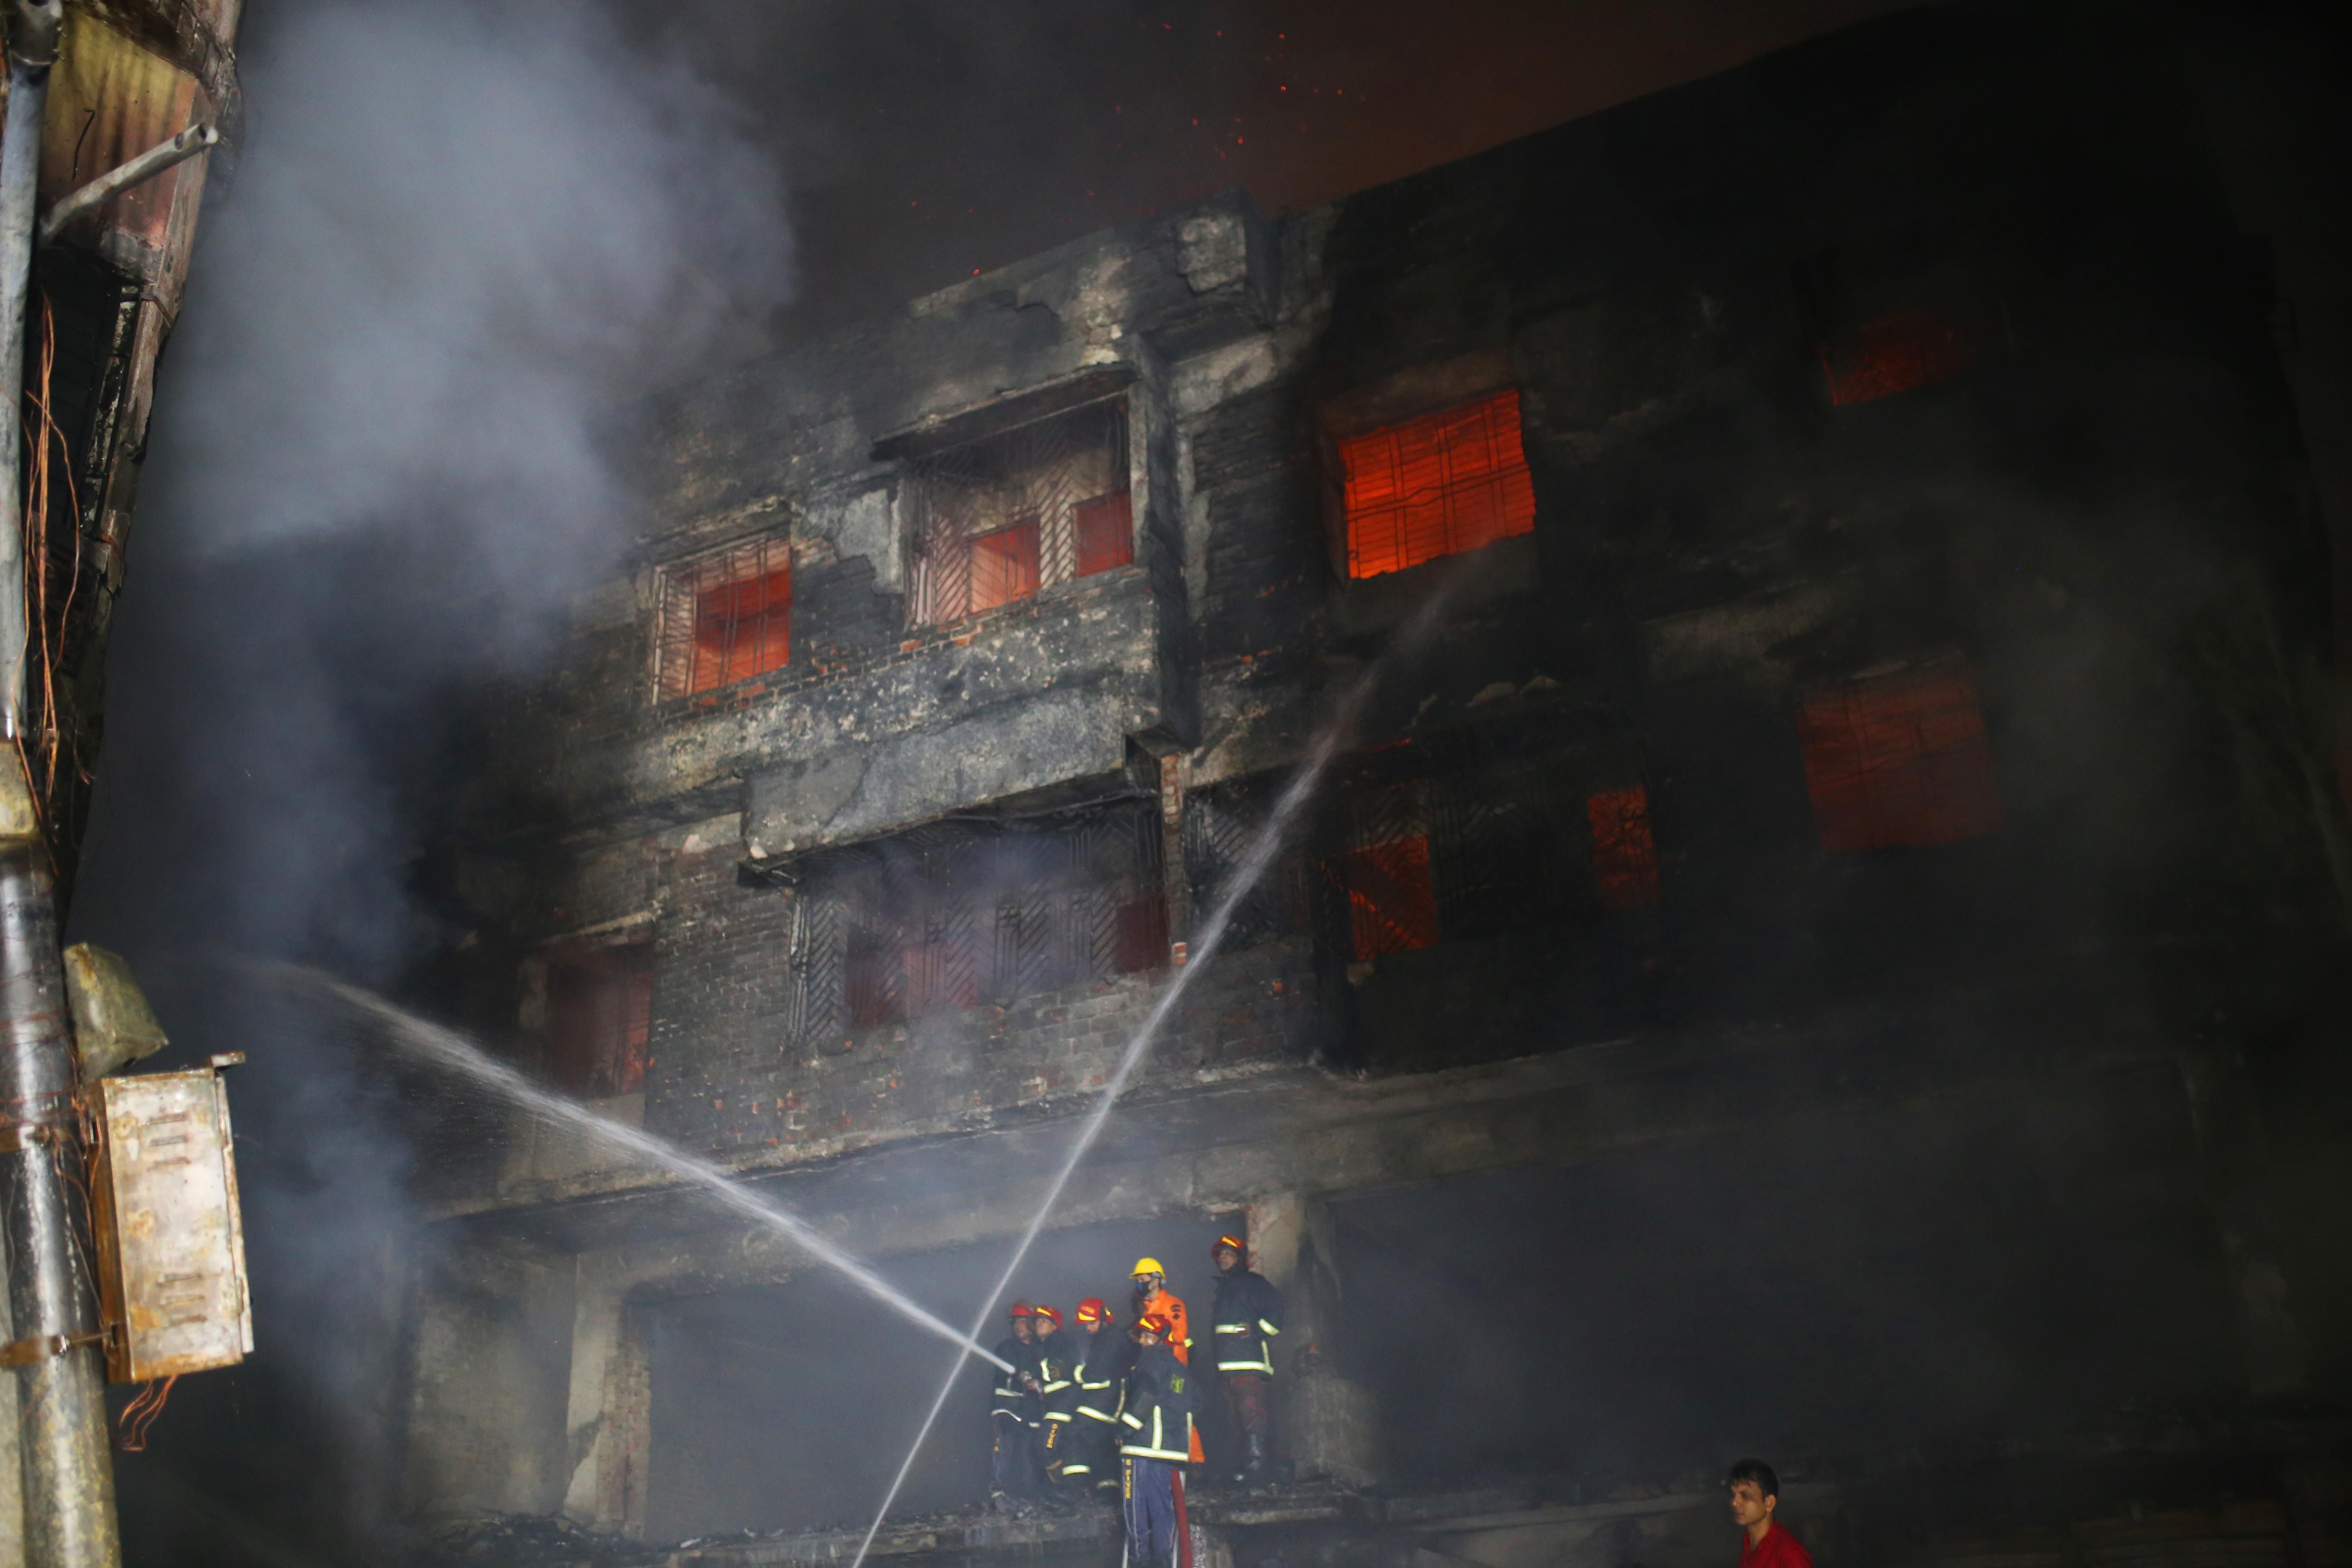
[1729,1459,1812,1568]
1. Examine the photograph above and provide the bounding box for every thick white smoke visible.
[166,0,792,588]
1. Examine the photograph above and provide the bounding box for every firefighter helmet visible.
[1213,1234,1245,1257]
[1009,1299,1035,1318]
[1075,1297,1108,1325]
[1137,1314,1171,1338]
[1033,1304,1063,1328]
[1130,1257,1165,1278]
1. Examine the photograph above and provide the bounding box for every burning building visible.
[400,6,2351,1568]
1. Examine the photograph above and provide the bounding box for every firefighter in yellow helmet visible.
[1130,1257,1206,1466]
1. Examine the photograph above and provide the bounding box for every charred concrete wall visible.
[406,2,2351,1556]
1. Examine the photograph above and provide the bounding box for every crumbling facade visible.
[404,7,2352,1568]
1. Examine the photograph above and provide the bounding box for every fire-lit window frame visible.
[652,535,793,703]
[906,397,1133,627]
[787,804,1168,1048]
[1796,655,2005,851]
[542,941,654,1100]
[1316,351,1537,583]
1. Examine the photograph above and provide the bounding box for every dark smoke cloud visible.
[67,0,789,1558]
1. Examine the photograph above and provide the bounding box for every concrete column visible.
[563,1256,652,1536]
[1245,1192,1381,1488]
[2177,1043,2309,1394]
[401,1246,576,1523]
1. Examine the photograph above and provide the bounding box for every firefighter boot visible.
[1240,1433,1272,1489]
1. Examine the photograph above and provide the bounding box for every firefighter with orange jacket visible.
[1130,1258,1207,1466]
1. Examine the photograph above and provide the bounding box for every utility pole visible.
[0,2,125,1563]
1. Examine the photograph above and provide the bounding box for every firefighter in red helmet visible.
[988,1300,1041,1508]
[1209,1233,1284,1486]
[1060,1296,1123,1492]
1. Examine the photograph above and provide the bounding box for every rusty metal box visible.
[90,1069,254,1382]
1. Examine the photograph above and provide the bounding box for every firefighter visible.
[988,1300,1042,1508]
[1064,1296,1125,1494]
[1130,1258,1207,1465]
[1118,1314,1194,1568]
[1208,1233,1283,1486]
[1031,1304,1077,1493]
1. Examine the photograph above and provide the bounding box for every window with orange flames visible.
[656,537,791,701]
[910,399,1130,624]
[546,944,652,1099]
[1338,389,1536,579]
[1797,658,2004,850]
[1819,310,1974,406]
[805,806,1167,1044]
[1586,787,1662,910]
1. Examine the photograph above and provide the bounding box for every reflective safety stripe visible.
[1077,1405,1117,1423]
[1121,1412,1144,1429]
[1259,1320,1281,1335]
[1120,1410,1194,1463]
[1041,1378,1072,1393]
[1216,1359,1273,1373]
[1044,1411,1073,1423]
[1214,1323,1252,1334]
[1063,1463,1092,1477]
[991,1405,1023,1420]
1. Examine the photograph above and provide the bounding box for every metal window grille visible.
[655,536,792,701]
[1330,783,1441,961]
[1586,787,1662,910]
[546,944,653,1098]
[908,399,1130,625]
[1819,310,1975,406]
[784,804,1165,1047]
[1182,776,1313,955]
[1338,388,1535,579]
[1797,655,2003,850]
[1304,731,1644,962]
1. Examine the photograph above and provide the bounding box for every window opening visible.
[1798,657,2004,850]
[1820,309,1974,406]
[1586,787,1662,910]
[909,399,1130,625]
[655,537,792,700]
[1326,783,1442,962]
[787,805,1165,1045]
[1075,492,1135,577]
[546,943,653,1099]
[1338,388,1535,579]
[970,518,1042,611]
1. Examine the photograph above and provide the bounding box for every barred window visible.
[1819,309,1974,406]
[908,400,1131,625]
[1798,657,2003,850]
[1586,787,1662,910]
[546,943,652,1098]
[1309,737,1660,965]
[655,537,792,701]
[783,806,1167,1047]
[1332,784,1442,962]
[1337,389,1535,579]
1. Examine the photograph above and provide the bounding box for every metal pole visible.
[0,0,63,740]
[0,4,123,1563]
[0,830,117,1568]
[37,122,217,250]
